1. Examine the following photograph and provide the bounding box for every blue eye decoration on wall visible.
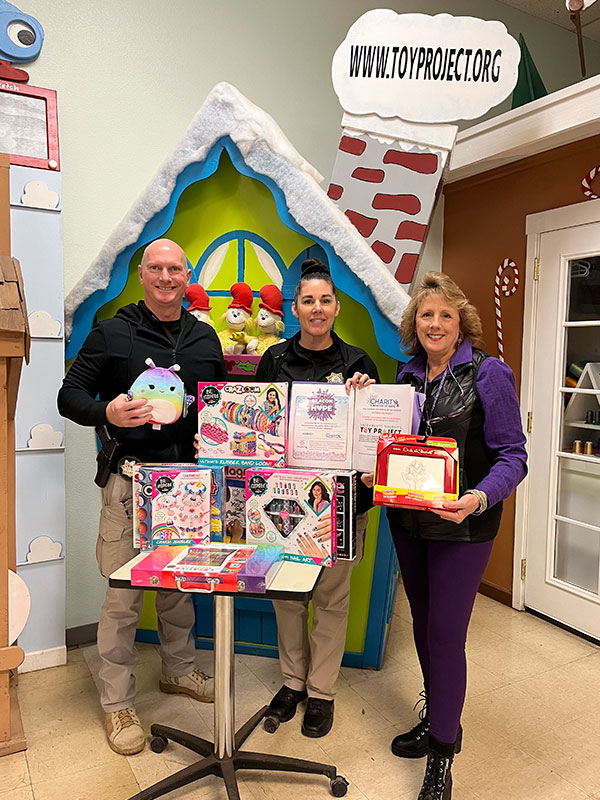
[0,1,44,82]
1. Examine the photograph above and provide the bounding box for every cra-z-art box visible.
[374,434,459,510]
[245,468,337,566]
[196,381,288,467]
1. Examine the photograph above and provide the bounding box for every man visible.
[58,239,227,755]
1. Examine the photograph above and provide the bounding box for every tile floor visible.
[4,587,600,800]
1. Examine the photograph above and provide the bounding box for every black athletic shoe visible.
[301,698,334,738]
[268,685,307,723]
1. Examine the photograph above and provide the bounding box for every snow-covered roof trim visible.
[64,82,409,338]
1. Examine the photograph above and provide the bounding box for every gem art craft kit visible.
[196,382,288,467]
[245,468,337,566]
[374,434,459,510]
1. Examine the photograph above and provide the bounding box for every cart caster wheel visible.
[330,776,348,797]
[263,715,280,734]
[150,735,168,753]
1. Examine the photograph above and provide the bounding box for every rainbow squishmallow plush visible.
[128,358,194,430]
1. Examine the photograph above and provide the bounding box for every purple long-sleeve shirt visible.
[397,340,528,508]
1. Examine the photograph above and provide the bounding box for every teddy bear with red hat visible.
[217,282,258,354]
[184,284,215,327]
[255,284,285,355]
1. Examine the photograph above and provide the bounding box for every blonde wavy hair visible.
[400,272,485,356]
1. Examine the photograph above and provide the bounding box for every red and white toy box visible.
[374,434,459,510]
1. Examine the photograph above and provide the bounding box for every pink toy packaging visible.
[151,468,213,546]
[133,464,225,550]
[196,382,288,467]
[245,468,337,566]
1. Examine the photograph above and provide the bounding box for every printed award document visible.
[352,384,414,472]
[288,383,354,470]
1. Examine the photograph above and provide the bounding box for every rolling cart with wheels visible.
[110,557,349,799]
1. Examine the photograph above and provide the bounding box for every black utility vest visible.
[388,349,502,543]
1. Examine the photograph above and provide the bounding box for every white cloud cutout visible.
[27,423,63,449]
[21,180,60,209]
[332,11,521,123]
[28,310,62,337]
[9,570,31,645]
[26,535,63,563]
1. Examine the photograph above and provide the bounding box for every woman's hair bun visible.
[301,258,330,278]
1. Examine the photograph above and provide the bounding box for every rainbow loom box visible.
[245,468,337,567]
[196,381,288,467]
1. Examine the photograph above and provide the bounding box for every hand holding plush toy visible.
[255,285,285,355]
[128,358,194,430]
[217,282,258,354]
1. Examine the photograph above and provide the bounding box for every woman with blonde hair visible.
[385,272,526,799]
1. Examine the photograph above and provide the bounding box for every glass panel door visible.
[525,219,600,639]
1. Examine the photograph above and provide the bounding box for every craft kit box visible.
[133,464,224,549]
[196,381,288,467]
[329,470,358,561]
[245,468,337,566]
[374,434,459,510]
[131,543,284,593]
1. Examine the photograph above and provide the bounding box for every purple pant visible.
[390,526,494,744]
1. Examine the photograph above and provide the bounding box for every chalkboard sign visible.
[0,83,59,170]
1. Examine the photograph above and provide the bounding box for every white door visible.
[523,203,600,640]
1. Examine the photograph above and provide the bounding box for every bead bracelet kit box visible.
[374,434,459,510]
[151,468,213,546]
[133,464,225,550]
[196,381,288,467]
[245,468,337,566]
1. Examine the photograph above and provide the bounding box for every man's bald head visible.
[141,238,187,270]
[138,238,191,321]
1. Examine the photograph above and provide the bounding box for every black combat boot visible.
[417,733,458,800]
[391,689,429,758]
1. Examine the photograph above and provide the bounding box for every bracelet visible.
[464,489,488,516]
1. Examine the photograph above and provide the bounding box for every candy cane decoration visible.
[582,166,600,200]
[494,258,519,362]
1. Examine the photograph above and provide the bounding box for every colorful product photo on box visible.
[151,468,213,546]
[245,468,337,566]
[197,381,288,467]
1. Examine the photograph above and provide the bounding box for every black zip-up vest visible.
[387,349,502,543]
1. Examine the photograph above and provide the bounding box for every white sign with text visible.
[332,10,521,124]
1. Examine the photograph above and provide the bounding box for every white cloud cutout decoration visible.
[21,180,60,209]
[28,310,62,337]
[9,569,31,645]
[332,11,521,123]
[26,536,63,563]
[27,423,63,449]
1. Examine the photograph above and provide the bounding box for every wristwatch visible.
[464,489,488,516]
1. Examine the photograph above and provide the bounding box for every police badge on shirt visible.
[325,372,344,384]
